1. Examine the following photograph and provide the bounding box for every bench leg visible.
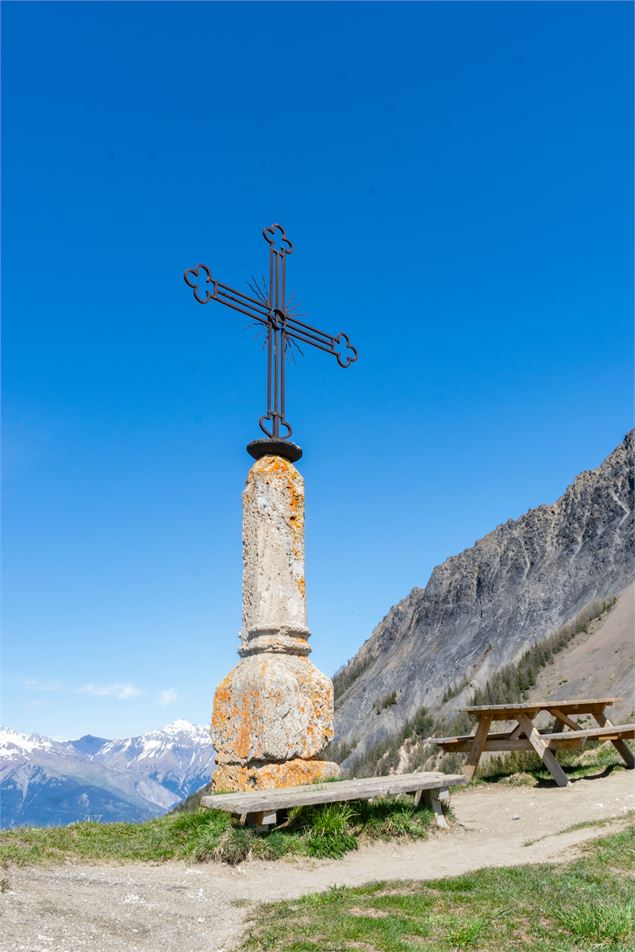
[517,715,570,788]
[246,810,277,832]
[462,716,492,780]
[592,711,635,769]
[420,789,449,829]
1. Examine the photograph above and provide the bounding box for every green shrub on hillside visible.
[333,656,373,704]
[374,690,398,713]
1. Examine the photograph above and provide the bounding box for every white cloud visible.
[26,699,45,708]
[77,682,142,700]
[24,678,62,692]
[158,688,178,706]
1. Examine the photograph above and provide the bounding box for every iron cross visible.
[183,224,358,442]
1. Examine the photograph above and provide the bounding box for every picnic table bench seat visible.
[432,724,635,751]
[202,770,467,831]
[544,724,635,745]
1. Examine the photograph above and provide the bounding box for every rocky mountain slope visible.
[0,721,214,828]
[333,431,634,765]
[527,580,634,723]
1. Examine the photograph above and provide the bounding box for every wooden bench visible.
[430,697,634,788]
[202,771,467,831]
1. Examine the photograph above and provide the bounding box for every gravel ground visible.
[1,769,634,952]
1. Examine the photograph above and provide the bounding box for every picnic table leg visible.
[592,711,635,769]
[517,714,570,788]
[462,715,492,780]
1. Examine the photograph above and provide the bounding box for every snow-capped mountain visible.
[91,720,214,799]
[0,721,215,828]
[0,727,60,760]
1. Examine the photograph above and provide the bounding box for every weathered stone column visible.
[211,452,339,790]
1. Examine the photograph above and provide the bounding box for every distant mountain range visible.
[0,720,215,828]
[333,431,634,767]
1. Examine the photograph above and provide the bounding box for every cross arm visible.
[283,315,358,368]
[184,264,270,325]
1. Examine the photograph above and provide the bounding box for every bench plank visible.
[201,771,467,815]
[433,725,635,753]
[463,697,620,716]
[432,730,521,746]
[593,711,635,769]
[544,724,635,745]
[434,739,534,752]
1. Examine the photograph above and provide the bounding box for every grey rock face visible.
[334,432,634,763]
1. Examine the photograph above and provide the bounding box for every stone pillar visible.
[211,453,339,790]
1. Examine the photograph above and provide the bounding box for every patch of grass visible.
[524,811,634,847]
[555,899,634,944]
[208,826,253,865]
[305,832,359,859]
[0,809,232,866]
[288,802,356,836]
[354,797,435,840]
[444,914,488,947]
[240,823,635,951]
[474,739,633,788]
[374,690,398,714]
[0,795,439,868]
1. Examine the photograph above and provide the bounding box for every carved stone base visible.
[213,758,339,792]
[211,653,335,793]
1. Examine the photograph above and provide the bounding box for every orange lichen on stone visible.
[211,654,334,767]
[213,758,339,792]
[252,455,304,560]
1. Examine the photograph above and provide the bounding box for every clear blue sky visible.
[3,2,632,740]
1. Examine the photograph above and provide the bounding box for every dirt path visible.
[2,770,634,952]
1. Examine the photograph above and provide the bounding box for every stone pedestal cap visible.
[247,438,303,463]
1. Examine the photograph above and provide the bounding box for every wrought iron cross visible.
[183,224,357,442]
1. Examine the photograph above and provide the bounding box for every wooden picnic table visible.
[431,696,635,788]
